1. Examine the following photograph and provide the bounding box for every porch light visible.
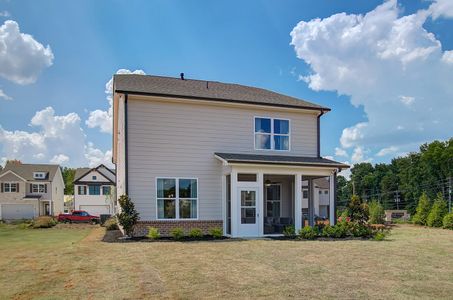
[265,179,272,187]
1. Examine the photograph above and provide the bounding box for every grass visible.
[0,224,452,299]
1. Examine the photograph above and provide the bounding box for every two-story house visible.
[112,74,348,237]
[0,162,65,220]
[73,164,116,216]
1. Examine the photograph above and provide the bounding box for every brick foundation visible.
[133,220,223,237]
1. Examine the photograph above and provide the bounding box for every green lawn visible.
[0,224,452,299]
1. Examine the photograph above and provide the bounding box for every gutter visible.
[124,93,129,195]
[317,109,325,158]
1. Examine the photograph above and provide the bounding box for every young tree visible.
[427,193,448,227]
[412,193,431,225]
[369,200,385,224]
[62,167,76,195]
[117,195,139,237]
[347,195,369,224]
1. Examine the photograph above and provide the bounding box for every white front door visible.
[237,187,260,237]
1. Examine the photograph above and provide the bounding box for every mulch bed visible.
[102,230,231,243]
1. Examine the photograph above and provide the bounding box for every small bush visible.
[170,227,184,240]
[347,195,369,224]
[373,232,387,241]
[349,222,372,237]
[298,226,317,240]
[369,201,385,224]
[443,213,453,230]
[32,216,57,229]
[427,193,448,227]
[283,225,296,238]
[104,218,118,231]
[321,225,337,238]
[413,193,431,225]
[18,222,31,230]
[188,228,203,238]
[209,227,223,239]
[116,194,140,237]
[147,227,161,239]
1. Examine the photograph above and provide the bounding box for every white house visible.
[73,164,116,216]
[0,162,65,220]
[112,74,349,237]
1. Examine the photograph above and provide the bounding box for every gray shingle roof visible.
[113,74,330,111]
[73,165,116,183]
[0,163,60,181]
[214,152,349,168]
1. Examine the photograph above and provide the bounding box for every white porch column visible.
[295,173,302,232]
[230,169,238,237]
[329,173,335,225]
[257,172,264,236]
[221,174,226,235]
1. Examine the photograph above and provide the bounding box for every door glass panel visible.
[241,190,256,224]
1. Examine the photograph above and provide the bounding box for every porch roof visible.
[23,195,42,200]
[214,152,349,169]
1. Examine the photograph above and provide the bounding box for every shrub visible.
[188,228,203,238]
[32,216,57,229]
[443,213,453,230]
[369,201,385,224]
[283,225,296,238]
[18,222,31,230]
[170,227,184,240]
[427,193,448,227]
[209,227,223,239]
[104,217,118,231]
[298,226,317,240]
[347,195,369,224]
[321,224,335,237]
[412,193,431,225]
[373,232,387,241]
[116,194,140,237]
[349,222,372,237]
[147,227,160,239]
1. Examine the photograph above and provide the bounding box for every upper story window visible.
[102,186,111,195]
[254,117,290,151]
[3,182,18,193]
[32,183,46,193]
[88,185,101,195]
[78,185,87,195]
[92,175,97,180]
[157,178,198,220]
[33,172,46,179]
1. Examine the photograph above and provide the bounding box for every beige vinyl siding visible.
[127,96,318,221]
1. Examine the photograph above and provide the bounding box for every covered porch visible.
[216,152,348,237]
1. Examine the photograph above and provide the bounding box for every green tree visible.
[62,167,76,195]
[117,194,139,237]
[427,193,448,227]
[412,193,431,225]
[369,201,385,224]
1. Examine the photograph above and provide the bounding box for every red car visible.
[58,210,100,224]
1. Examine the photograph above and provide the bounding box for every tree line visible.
[337,138,453,214]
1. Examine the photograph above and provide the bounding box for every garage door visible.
[1,204,35,220]
[79,205,110,216]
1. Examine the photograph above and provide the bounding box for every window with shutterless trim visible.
[156,178,198,219]
[254,117,290,151]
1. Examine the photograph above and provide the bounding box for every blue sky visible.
[0,0,452,168]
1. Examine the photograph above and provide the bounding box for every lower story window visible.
[157,178,197,219]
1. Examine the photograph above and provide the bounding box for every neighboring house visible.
[73,164,116,216]
[0,162,65,220]
[112,74,349,237]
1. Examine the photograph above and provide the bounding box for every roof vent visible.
[180,73,185,80]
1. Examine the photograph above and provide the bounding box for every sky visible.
[0,0,452,171]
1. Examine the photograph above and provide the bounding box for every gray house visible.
[0,162,65,220]
[112,74,348,237]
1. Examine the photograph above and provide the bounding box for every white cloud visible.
[429,0,453,20]
[351,146,367,163]
[442,50,453,64]
[86,69,145,134]
[290,0,453,159]
[0,107,113,167]
[0,11,10,17]
[335,147,348,157]
[50,154,69,164]
[0,89,12,100]
[376,146,398,157]
[85,142,112,167]
[0,20,53,85]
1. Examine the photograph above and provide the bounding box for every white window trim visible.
[155,177,199,220]
[253,116,291,151]
[33,172,46,179]
[265,183,282,218]
[32,183,46,193]
[88,185,101,195]
[77,185,87,195]
[101,185,111,195]
[4,182,18,193]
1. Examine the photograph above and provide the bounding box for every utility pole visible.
[353,180,356,196]
[394,190,400,210]
[449,177,452,213]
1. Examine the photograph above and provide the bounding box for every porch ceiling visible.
[214,152,349,169]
